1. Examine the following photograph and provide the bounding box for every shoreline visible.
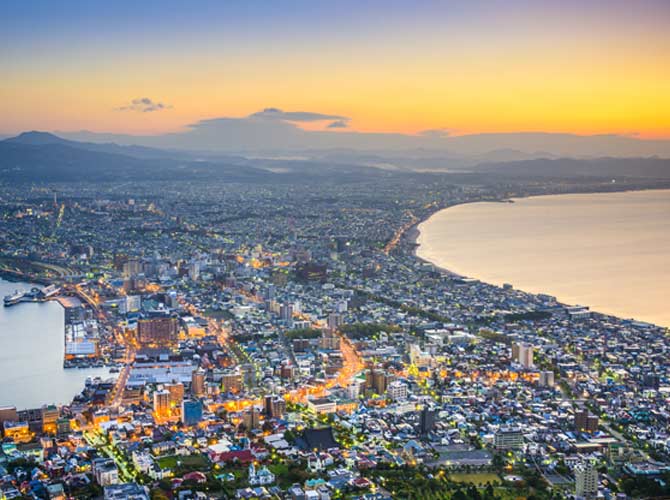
[407,188,670,329]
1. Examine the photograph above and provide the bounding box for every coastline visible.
[407,188,670,329]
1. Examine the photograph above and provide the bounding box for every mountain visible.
[5,131,190,160]
[469,157,670,179]
[0,132,389,183]
[0,138,272,183]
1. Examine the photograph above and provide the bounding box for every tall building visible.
[137,317,178,346]
[191,369,205,397]
[512,342,534,368]
[181,400,203,426]
[241,363,257,388]
[575,408,599,433]
[264,395,286,419]
[320,330,341,350]
[366,368,389,395]
[165,382,184,411]
[327,313,343,331]
[153,390,170,419]
[575,462,598,499]
[41,405,59,435]
[539,370,555,387]
[419,406,437,435]
[242,406,261,430]
[222,370,243,394]
[280,303,294,323]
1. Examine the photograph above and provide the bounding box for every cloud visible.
[249,107,349,123]
[327,120,348,129]
[117,97,172,113]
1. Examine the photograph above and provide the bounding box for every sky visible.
[1,0,669,139]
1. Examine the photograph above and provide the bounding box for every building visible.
[153,390,170,419]
[137,317,178,346]
[165,382,184,410]
[3,421,32,443]
[242,406,261,430]
[494,427,524,450]
[248,462,276,486]
[93,458,120,486]
[512,342,534,368]
[222,369,243,393]
[575,462,598,499]
[264,395,286,419]
[182,400,203,426]
[307,397,337,415]
[419,406,437,435]
[387,380,408,401]
[366,368,389,395]
[191,369,205,397]
[0,406,18,425]
[575,408,599,433]
[327,313,343,331]
[104,483,150,500]
[539,370,555,387]
[241,363,257,388]
[41,405,59,435]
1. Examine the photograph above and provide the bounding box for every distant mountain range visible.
[1,131,669,183]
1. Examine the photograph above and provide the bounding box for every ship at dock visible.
[3,290,26,306]
[3,284,61,306]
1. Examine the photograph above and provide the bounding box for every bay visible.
[417,189,670,328]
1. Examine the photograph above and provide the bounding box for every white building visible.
[387,380,408,401]
[512,342,534,369]
[248,463,275,486]
[575,462,598,499]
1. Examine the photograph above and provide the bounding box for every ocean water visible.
[417,189,670,328]
[0,279,111,409]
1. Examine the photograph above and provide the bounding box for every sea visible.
[0,279,111,409]
[417,189,670,328]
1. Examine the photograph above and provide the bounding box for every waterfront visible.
[417,189,670,328]
[0,279,111,409]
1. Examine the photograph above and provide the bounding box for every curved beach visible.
[416,189,670,328]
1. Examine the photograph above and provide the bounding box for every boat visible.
[3,290,25,306]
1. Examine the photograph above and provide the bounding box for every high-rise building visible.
[241,363,257,388]
[512,342,534,368]
[181,400,203,426]
[242,406,261,430]
[191,369,205,397]
[56,417,71,439]
[419,406,437,435]
[320,330,341,350]
[41,405,59,435]
[264,395,286,419]
[575,408,599,433]
[137,317,179,346]
[371,369,388,395]
[122,259,142,278]
[575,462,598,499]
[222,370,243,394]
[327,313,343,331]
[153,390,170,419]
[539,371,555,387]
[165,382,184,412]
